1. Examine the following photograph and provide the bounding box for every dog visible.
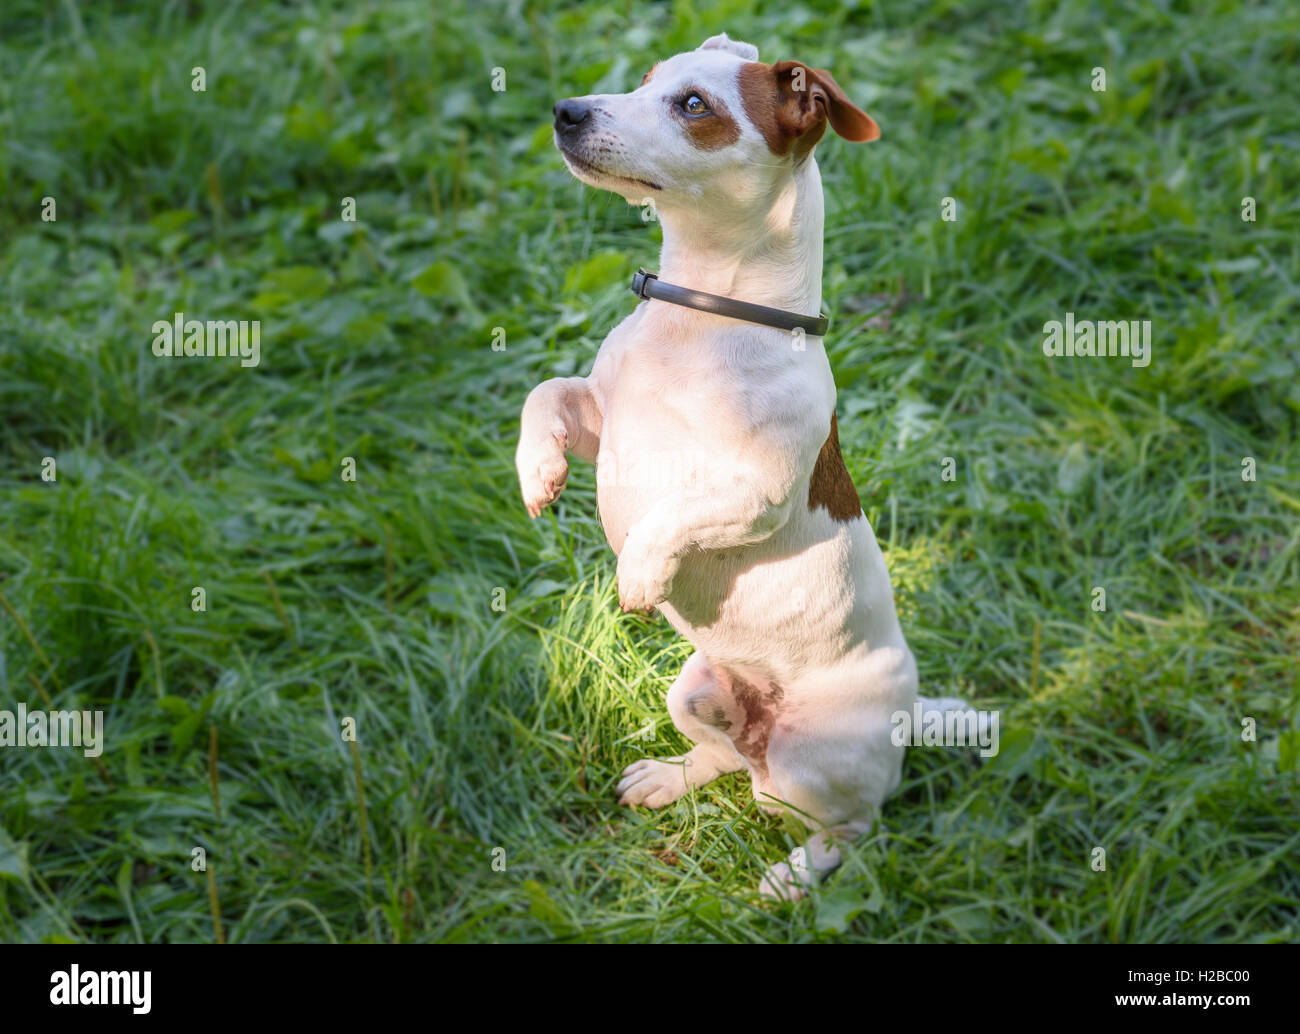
[517,32,965,900]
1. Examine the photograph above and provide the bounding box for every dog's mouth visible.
[558,143,662,193]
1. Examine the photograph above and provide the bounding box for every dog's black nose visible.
[553,98,591,135]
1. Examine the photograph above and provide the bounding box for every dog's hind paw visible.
[616,758,692,809]
[758,860,814,903]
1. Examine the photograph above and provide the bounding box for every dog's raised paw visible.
[616,757,692,809]
[615,529,678,610]
[516,431,569,518]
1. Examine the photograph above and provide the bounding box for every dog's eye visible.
[680,94,710,116]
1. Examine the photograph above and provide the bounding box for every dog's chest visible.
[593,330,821,553]
[595,366,722,552]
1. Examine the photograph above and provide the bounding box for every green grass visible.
[1,0,1298,943]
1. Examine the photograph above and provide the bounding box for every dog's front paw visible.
[759,860,814,903]
[616,526,678,612]
[516,429,569,519]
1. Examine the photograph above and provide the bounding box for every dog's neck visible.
[654,158,825,320]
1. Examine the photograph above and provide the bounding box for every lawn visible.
[0,0,1297,943]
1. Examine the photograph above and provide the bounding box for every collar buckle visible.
[630,267,658,299]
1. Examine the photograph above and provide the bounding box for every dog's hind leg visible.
[758,818,874,902]
[753,701,904,901]
[617,651,744,808]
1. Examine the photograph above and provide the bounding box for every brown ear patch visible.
[738,61,879,159]
[738,62,792,156]
[808,413,863,521]
[670,88,741,150]
[640,63,659,87]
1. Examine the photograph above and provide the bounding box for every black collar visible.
[630,268,829,336]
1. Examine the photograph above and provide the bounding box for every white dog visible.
[517,32,964,900]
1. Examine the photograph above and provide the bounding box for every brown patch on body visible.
[684,669,785,784]
[685,693,731,731]
[731,677,783,782]
[737,61,880,160]
[670,88,741,151]
[808,413,863,522]
[718,671,785,783]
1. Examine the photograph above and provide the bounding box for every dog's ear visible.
[697,33,759,62]
[740,60,880,158]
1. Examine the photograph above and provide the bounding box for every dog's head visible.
[552,33,879,214]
